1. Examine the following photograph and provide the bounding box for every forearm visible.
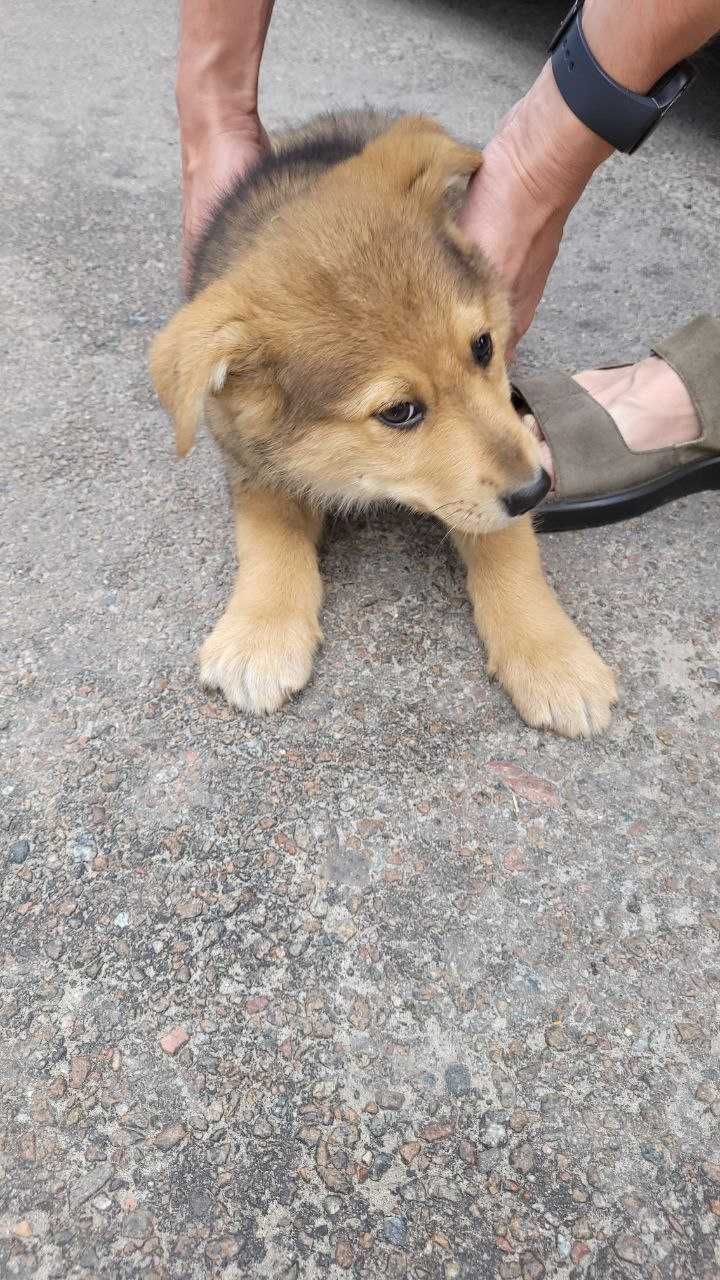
[505,0,720,212]
[461,0,719,346]
[176,0,275,135]
[176,0,275,281]
[583,0,720,93]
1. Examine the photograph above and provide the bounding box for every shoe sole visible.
[534,456,720,533]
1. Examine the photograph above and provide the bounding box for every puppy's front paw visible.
[490,628,617,738]
[199,606,321,715]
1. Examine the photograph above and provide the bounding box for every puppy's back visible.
[190,109,393,297]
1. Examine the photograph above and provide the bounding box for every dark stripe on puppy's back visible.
[190,110,394,296]
[273,132,368,171]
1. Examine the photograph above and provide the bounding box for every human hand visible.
[180,114,270,292]
[458,131,567,359]
[458,65,612,359]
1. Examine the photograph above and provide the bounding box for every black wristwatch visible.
[549,0,697,154]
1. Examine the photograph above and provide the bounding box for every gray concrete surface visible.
[2,1,720,1276]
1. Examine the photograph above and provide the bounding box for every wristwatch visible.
[549,0,697,154]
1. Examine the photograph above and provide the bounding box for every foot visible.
[455,520,617,738]
[199,605,321,715]
[524,356,701,489]
[489,622,617,737]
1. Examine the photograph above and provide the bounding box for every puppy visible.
[151,112,616,736]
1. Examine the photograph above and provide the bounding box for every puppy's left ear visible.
[150,278,250,457]
[358,115,482,211]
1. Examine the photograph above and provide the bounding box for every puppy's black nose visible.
[502,468,552,518]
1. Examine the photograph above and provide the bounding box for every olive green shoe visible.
[512,315,720,532]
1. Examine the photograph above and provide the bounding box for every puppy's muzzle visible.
[502,468,552,518]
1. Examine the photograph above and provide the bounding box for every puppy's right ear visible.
[356,115,482,212]
[150,279,250,457]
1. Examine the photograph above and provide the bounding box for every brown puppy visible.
[151,112,616,736]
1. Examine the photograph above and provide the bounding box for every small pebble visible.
[677,1022,704,1043]
[444,1064,471,1096]
[70,1055,90,1088]
[8,839,30,864]
[520,1252,545,1279]
[544,1026,569,1051]
[152,1123,186,1150]
[400,1142,420,1165]
[510,1110,529,1132]
[159,1027,190,1056]
[613,1234,648,1266]
[176,897,204,920]
[586,1164,607,1189]
[312,1079,336,1100]
[377,1089,404,1110]
[335,1241,353,1269]
[384,1215,408,1248]
[481,1122,508,1149]
[510,1143,534,1173]
[421,1122,453,1142]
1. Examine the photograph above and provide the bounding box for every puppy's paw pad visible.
[199,611,320,715]
[494,635,617,738]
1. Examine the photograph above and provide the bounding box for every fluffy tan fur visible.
[151,113,616,735]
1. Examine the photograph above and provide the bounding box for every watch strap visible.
[549,1,696,154]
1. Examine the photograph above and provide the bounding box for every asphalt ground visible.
[2,2,719,1276]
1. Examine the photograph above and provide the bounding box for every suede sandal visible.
[511,315,720,533]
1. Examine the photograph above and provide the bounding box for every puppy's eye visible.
[471,332,494,368]
[375,401,425,430]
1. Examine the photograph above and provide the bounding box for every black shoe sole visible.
[534,456,720,533]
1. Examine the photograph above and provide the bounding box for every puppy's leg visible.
[200,488,324,714]
[454,518,616,737]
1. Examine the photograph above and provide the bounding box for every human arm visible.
[176,0,275,288]
[459,0,720,353]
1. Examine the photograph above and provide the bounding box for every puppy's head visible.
[151,115,547,534]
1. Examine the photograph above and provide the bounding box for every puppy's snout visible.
[502,468,551,518]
